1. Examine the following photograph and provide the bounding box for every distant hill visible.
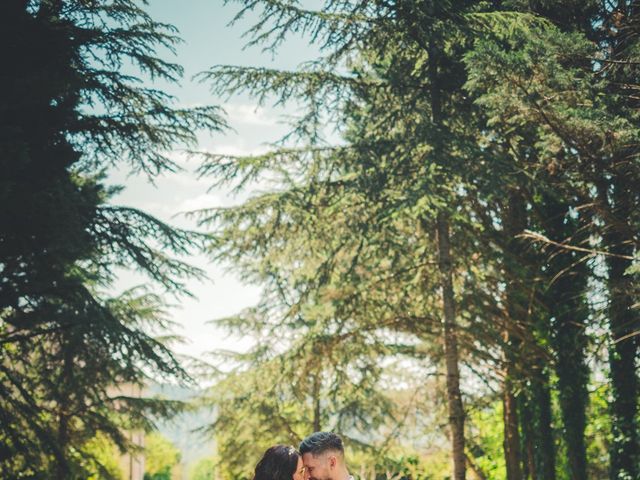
[149,384,216,480]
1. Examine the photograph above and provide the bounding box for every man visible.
[299,431,353,480]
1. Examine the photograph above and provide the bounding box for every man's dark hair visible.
[299,431,344,456]
[253,445,300,480]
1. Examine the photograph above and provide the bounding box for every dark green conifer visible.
[0,1,224,477]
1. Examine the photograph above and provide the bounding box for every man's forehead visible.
[302,452,327,463]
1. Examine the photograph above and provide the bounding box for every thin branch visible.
[520,230,635,260]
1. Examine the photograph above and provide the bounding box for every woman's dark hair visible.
[253,444,300,480]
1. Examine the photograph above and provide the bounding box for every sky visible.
[108,0,319,363]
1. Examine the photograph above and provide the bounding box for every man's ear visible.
[329,455,337,468]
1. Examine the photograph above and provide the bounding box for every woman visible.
[253,444,306,480]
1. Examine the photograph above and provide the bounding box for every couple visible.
[253,431,353,480]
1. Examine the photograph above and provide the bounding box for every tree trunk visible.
[55,412,70,480]
[502,190,526,480]
[518,394,534,480]
[312,370,322,432]
[437,211,466,480]
[603,4,640,477]
[503,189,559,480]
[502,379,523,480]
[602,174,639,480]
[517,368,556,480]
[542,197,588,480]
[529,368,556,480]
[55,338,74,480]
[424,22,466,478]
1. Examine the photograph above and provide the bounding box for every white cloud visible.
[224,103,279,127]
[206,143,270,157]
[176,193,226,213]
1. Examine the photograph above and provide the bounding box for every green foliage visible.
[585,383,613,478]
[83,433,125,480]
[144,432,181,480]
[189,457,217,480]
[468,402,507,480]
